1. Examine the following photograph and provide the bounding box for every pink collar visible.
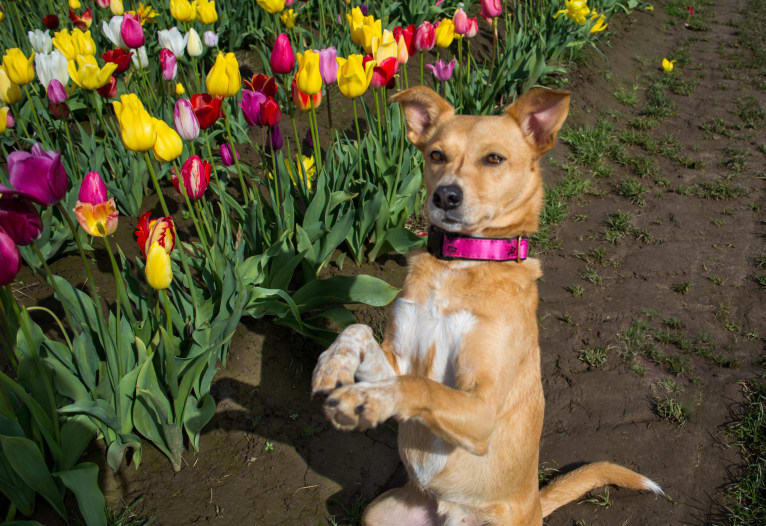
[427,227,530,262]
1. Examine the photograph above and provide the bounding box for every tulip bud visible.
[47,78,68,103]
[97,75,117,98]
[0,227,21,286]
[186,28,203,57]
[110,0,124,15]
[203,30,219,48]
[78,171,108,204]
[152,118,183,162]
[219,143,238,166]
[453,8,470,35]
[131,46,149,69]
[158,27,188,58]
[160,49,177,80]
[172,155,211,199]
[28,30,53,54]
[121,13,144,48]
[43,15,60,30]
[270,33,295,75]
[96,0,111,8]
[296,50,322,96]
[206,52,240,97]
[318,47,338,84]
[240,89,266,126]
[5,111,14,129]
[0,196,43,245]
[145,242,172,289]
[176,82,185,95]
[465,18,478,38]
[174,98,200,140]
[414,21,436,52]
[480,0,502,20]
[2,49,36,86]
[268,124,283,151]
[135,212,176,256]
[0,69,22,105]
[113,93,157,151]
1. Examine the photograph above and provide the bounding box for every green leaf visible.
[0,435,65,517]
[59,399,120,432]
[0,449,36,516]
[182,393,215,451]
[54,462,106,526]
[291,275,400,312]
[60,417,96,471]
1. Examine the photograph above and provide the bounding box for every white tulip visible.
[28,30,53,54]
[158,27,188,58]
[102,16,126,48]
[131,46,149,69]
[203,30,219,48]
[35,50,69,90]
[186,28,204,57]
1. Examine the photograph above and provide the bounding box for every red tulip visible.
[69,8,93,30]
[102,48,133,75]
[97,76,117,98]
[42,14,60,30]
[245,73,278,97]
[171,156,210,200]
[0,196,43,246]
[414,21,436,52]
[135,212,176,256]
[270,33,295,75]
[366,56,397,89]
[393,25,417,56]
[190,93,223,129]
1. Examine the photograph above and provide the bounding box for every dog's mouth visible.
[427,206,469,233]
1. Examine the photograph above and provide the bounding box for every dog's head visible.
[391,87,570,237]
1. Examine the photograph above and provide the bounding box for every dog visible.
[311,86,662,525]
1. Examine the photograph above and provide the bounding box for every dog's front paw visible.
[324,381,399,431]
[312,324,374,396]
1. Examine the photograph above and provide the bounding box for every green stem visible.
[100,232,125,382]
[23,85,48,145]
[27,306,73,350]
[160,290,179,402]
[352,98,362,178]
[196,198,214,240]
[13,102,30,139]
[419,53,424,86]
[173,160,213,262]
[308,101,322,173]
[222,106,250,205]
[325,88,333,129]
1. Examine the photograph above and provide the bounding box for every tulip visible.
[69,7,93,30]
[590,11,607,33]
[70,0,81,8]
[28,30,53,54]
[281,8,297,28]
[257,0,285,14]
[480,0,502,20]
[186,28,204,57]
[158,27,188,58]
[465,18,479,38]
[190,93,222,129]
[245,73,278,96]
[372,29,398,64]
[145,242,172,289]
[102,48,132,74]
[284,155,315,187]
[35,50,69,90]
[0,227,21,286]
[97,0,111,8]
[135,212,176,255]
[414,21,436,51]
[553,0,589,24]
[435,19,455,48]
[369,56,397,89]
[48,100,69,120]
[4,111,12,130]
[120,13,144,48]
[1,144,68,205]
[261,98,281,126]
[296,50,322,96]
[346,7,369,47]
[336,54,374,98]
[0,107,7,135]
[291,75,321,110]
[47,78,68,103]
[268,124,283,151]
[73,171,118,237]
[0,70,22,105]
[102,16,127,49]
[219,143,238,166]
[170,0,196,22]
[160,49,177,80]
[97,75,117,98]
[68,55,118,90]
[206,52,240,97]
[131,46,149,69]
[360,18,382,54]
[270,33,295,74]
[318,47,338,84]
[172,155,210,199]
[174,98,200,140]
[2,49,35,86]
[662,58,675,73]
[113,93,157,151]
[43,15,60,30]
[393,25,417,56]
[0,196,43,246]
[196,0,218,23]
[129,3,159,24]
[203,30,219,48]
[240,90,266,125]
[426,58,456,81]
[176,82,185,95]
[152,118,183,162]
[453,8,470,35]
[110,0,124,15]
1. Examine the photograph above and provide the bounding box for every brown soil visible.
[18,0,765,523]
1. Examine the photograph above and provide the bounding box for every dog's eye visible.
[485,153,505,165]
[429,150,446,163]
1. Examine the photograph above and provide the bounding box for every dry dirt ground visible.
[87,0,765,524]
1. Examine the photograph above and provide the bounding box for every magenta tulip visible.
[174,98,200,141]
[270,33,295,75]
[78,171,108,204]
[319,47,338,84]
[426,59,456,81]
[414,21,436,51]
[480,0,502,20]
[0,227,21,286]
[172,155,210,199]
[120,13,145,49]
[47,79,68,104]
[219,143,239,166]
[268,124,282,151]
[0,196,43,246]
[160,48,177,80]
[1,144,68,205]
[240,89,267,126]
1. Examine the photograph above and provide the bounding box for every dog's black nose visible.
[433,185,463,210]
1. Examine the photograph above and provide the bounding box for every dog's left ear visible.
[505,88,571,154]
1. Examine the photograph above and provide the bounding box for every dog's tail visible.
[539,461,663,517]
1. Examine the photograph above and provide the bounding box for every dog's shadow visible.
[206,317,406,518]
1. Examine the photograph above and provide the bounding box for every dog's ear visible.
[390,86,454,149]
[505,89,570,154]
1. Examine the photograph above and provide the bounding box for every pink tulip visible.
[160,48,177,80]
[5,111,14,129]
[1,144,68,205]
[47,79,68,104]
[318,47,338,84]
[426,59,456,81]
[414,21,436,51]
[270,33,295,75]
[74,172,119,237]
[172,155,211,199]
[465,18,479,38]
[174,98,200,141]
[453,8,470,34]
[480,0,502,21]
[96,0,111,7]
[78,171,109,204]
[219,143,239,166]
[121,13,144,49]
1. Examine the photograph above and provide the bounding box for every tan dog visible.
[311,87,661,525]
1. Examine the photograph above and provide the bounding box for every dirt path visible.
[114,0,765,524]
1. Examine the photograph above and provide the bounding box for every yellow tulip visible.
[0,11,4,22]
[53,29,96,60]
[196,0,217,24]
[68,55,117,90]
[662,58,675,73]
[296,50,322,96]
[360,18,382,54]
[372,29,398,64]
[110,0,125,16]
[73,199,119,237]
[257,0,285,14]
[170,0,196,22]
[434,19,455,48]
[2,49,35,86]
[553,0,590,25]
[145,242,172,290]
[336,54,374,98]
[589,11,607,33]
[69,0,81,9]
[346,7,368,47]
[175,82,185,95]
[129,3,159,24]
[206,52,241,98]
[0,70,22,105]
[0,107,8,135]
[152,118,183,162]
[280,8,297,28]
[113,93,157,152]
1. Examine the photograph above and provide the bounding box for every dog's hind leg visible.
[362,485,441,526]
[312,324,397,396]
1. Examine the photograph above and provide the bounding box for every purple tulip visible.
[174,98,200,141]
[426,59,456,81]
[47,79,68,104]
[219,143,239,166]
[5,111,13,129]
[78,171,108,205]
[1,144,68,205]
[360,4,369,15]
[120,13,145,49]
[160,48,177,80]
[318,47,338,84]
[0,196,43,246]
[0,226,21,286]
[268,124,282,151]
[203,30,219,48]
[240,89,267,126]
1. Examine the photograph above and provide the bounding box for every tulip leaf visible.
[54,462,107,526]
[292,275,400,312]
[183,393,216,451]
[60,416,96,471]
[0,434,65,517]
[59,399,120,432]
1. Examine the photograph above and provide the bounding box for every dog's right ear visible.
[390,86,454,149]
